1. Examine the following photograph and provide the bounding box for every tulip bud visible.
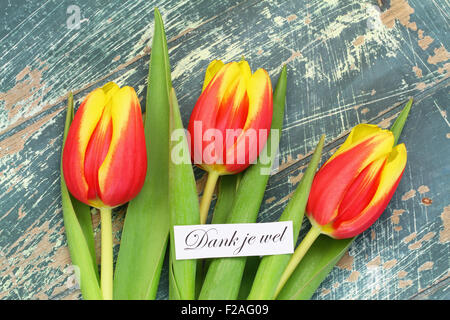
[306,124,407,239]
[62,82,147,209]
[188,59,273,224]
[274,123,408,298]
[188,59,273,175]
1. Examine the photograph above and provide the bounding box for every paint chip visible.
[408,232,435,250]
[417,185,430,194]
[418,261,433,271]
[289,171,304,185]
[439,205,450,243]
[402,232,417,244]
[380,0,416,31]
[427,46,450,65]
[418,36,434,50]
[412,66,422,78]
[346,271,360,282]
[336,251,354,271]
[397,270,408,278]
[398,279,413,288]
[286,14,297,22]
[401,189,416,201]
[421,197,432,206]
[416,82,427,91]
[391,209,405,224]
[265,196,276,204]
[305,15,312,25]
[383,259,397,270]
[352,35,365,47]
[367,255,381,268]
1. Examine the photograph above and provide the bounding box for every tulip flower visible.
[275,123,407,297]
[306,124,407,239]
[187,59,273,224]
[62,82,147,299]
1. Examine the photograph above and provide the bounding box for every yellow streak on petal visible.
[77,89,107,162]
[102,81,120,99]
[373,143,407,201]
[217,62,242,98]
[238,60,252,88]
[326,124,394,167]
[244,68,271,129]
[202,60,225,92]
[97,86,136,193]
[338,143,407,230]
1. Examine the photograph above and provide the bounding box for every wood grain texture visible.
[0,0,449,299]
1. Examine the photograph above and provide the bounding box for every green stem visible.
[100,207,113,300]
[199,171,220,224]
[274,225,321,298]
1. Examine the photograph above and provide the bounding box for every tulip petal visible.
[307,126,394,225]
[188,62,247,171]
[326,124,392,164]
[244,68,273,132]
[224,68,273,173]
[83,82,120,205]
[189,62,272,175]
[97,86,147,207]
[83,108,112,203]
[331,143,407,239]
[336,157,386,223]
[188,62,242,171]
[62,88,108,205]
[202,59,225,92]
[237,60,252,87]
[102,81,120,100]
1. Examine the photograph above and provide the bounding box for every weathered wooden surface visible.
[0,0,449,300]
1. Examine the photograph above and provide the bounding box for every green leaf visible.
[113,8,171,300]
[198,65,288,300]
[247,134,325,300]
[70,194,98,281]
[211,175,240,225]
[237,256,260,299]
[276,235,353,300]
[276,98,413,300]
[167,88,200,299]
[61,92,102,299]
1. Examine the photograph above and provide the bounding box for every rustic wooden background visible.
[0,0,448,300]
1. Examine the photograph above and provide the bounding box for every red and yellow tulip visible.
[306,124,407,239]
[187,59,273,223]
[62,82,147,300]
[274,123,408,298]
[62,82,147,209]
[187,59,273,175]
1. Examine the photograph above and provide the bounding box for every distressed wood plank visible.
[0,0,250,133]
[0,0,449,299]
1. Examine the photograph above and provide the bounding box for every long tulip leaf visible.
[277,98,413,299]
[168,88,200,299]
[276,235,353,299]
[211,175,240,225]
[113,8,171,300]
[61,92,102,299]
[70,194,98,280]
[248,134,325,299]
[199,65,287,300]
[64,93,97,270]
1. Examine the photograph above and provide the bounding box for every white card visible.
[173,221,294,260]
